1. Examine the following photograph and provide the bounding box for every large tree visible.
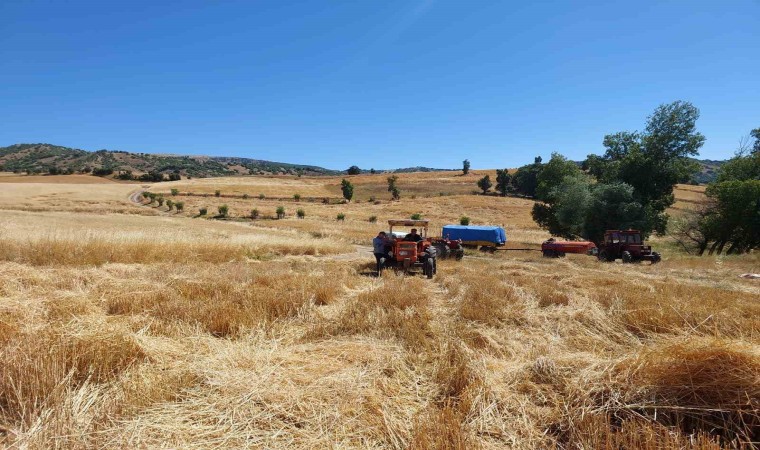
[512,157,543,197]
[495,169,511,196]
[676,130,760,254]
[535,153,582,202]
[583,101,704,233]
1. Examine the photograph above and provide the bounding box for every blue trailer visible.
[442,225,507,252]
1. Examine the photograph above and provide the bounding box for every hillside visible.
[690,158,726,184]
[0,143,339,178]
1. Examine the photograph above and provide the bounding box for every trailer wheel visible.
[622,251,632,264]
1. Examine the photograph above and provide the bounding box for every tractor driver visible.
[405,228,423,242]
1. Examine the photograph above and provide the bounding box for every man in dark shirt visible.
[405,228,422,242]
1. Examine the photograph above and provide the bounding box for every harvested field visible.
[0,173,757,449]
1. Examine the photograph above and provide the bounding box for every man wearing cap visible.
[373,231,389,274]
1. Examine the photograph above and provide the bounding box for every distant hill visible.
[0,143,340,178]
[689,158,726,184]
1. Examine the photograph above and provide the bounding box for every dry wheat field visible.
[0,172,758,449]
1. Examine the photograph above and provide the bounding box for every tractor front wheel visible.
[651,252,661,264]
[424,258,435,279]
[598,250,613,262]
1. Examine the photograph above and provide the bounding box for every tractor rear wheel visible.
[622,251,633,263]
[433,243,450,259]
[598,250,613,262]
[651,252,661,264]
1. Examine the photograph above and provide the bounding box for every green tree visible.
[296,208,305,219]
[387,175,400,200]
[476,175,492,194]
[218,204,229,217]
[532,177,652,245]
[175,201,184,212]
[512,158,543,197]
[495,169,511,196]
[587,101,704,234]
[340,179,354,202]
[170,188,179,196]
[460,216,470,225]
[678,134,760,255]
[336,213,346,221]
[166,199,174,210]
[276,206,285,219]
[535,153,581,202]
[462,159,470,175]
[347,165,361,175]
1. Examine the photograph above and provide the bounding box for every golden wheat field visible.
[0,172,758,449]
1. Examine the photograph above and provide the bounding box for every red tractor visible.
[597,230,661,264]
[379,220,441,278]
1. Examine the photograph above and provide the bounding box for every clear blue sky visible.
[1,1,758,170]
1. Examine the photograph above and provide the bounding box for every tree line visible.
[466,101,756,254]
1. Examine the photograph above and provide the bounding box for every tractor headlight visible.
[399,251,409,256]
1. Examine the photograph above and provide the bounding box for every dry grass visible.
[0,174,757,448]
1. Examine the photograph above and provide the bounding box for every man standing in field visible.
[373,231,388,274]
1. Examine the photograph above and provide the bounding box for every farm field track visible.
[0,172,757,449]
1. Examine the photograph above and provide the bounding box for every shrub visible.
[251,208,259,219]
[175,201,184,212]
[341,179,354,201]
[276,206,285,219]
[157,196,165,207]
[411,213,423,220]
[215,190,221,197]
[199,207,207,216]
[336,213,346,221]
[259,193,265,200]
[166,199,174,210]
[297,208,305,219]
[218,204,229,217]
[460,216,470,226]
[170,188,179,196]
[293,194,301,202]
[242,193,249,199]
[369,216,377,223]
[369,196,376,202]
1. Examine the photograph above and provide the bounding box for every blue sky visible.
[1,1,758,170]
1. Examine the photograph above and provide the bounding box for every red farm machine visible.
[541,238,597,258]
[378,220,464,279]
[596,229,661,263]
